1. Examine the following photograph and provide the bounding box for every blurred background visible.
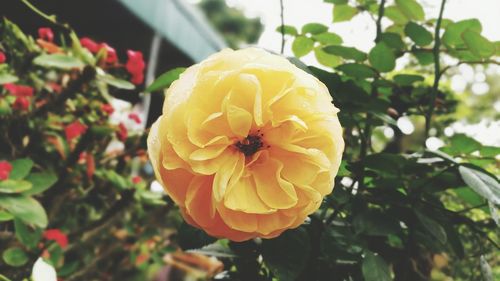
[3,0,498,149]
[1,1,499,280]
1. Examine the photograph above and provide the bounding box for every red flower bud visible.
[101,103,114,115]
[80,37,99,53]
[65,121,88,142]
[128,113,141,124]
[4,83,34,97]
[0,52,6,64]
[12,96,30,111]
[126,50,146,85]
[43,229,68,249]
[0,161,13,180]
[116,123,128,142]
[38,27,54,42]
[132,176,142,184]
[100,43,117,64]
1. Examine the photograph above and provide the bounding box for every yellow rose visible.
[148,48,344,241]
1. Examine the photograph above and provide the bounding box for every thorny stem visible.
[359,0,386,186]
[279,0,285,54]
[424,0,447,142]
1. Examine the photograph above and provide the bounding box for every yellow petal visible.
[225,105,252,138]
[252,158,298,209]
[224,175,275,214]
[213,153,244,202]
[185,176,217,228]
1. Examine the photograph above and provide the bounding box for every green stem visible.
[424,0,447,142]
[279,0,285,54]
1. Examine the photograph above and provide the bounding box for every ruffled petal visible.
[224,175,275,214]
[252,158,298,209]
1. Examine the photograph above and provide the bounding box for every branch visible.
[424,0,447,141]
[279,0,285,54]
[440,59,500,77]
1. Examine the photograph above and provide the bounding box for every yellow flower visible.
[148,48,344,241]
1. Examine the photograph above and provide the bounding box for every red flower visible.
[116,123,128,142]
[0,52,6,64]
[80,37,99,53]
[12,97,30,111]
[65,121,87,142]
[38,27,54,42]
[125,50,146,85]
[4,83,34,97]
[101,103,114,115]
[47,82,62,94]
[132,176,142,184]
[128,113,141,124]
[43,229,68,249]
[99,43,117,64]
[0,161,13,180]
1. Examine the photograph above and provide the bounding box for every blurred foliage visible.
[198,0,263,48]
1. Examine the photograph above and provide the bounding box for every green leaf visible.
[369,42,396,72]
[462,30,496,58]
[33,54,85,70]
[0,195,48,228]
[0,211,14,222]
[98,74,135,90]
[0,274,12,281]
[380,32,406,51]
[9,158,33,180]
[414,211,447,244]
[276,25,298,36]
[313,32,343,45]
[2,247,28,267]
[362,251,392,281]
[292,36,314,58]
[442,19,482,48]
[480,255,494,281]
[405,22,433,46]
[413,50,434,65]
[314,47,341,68]
[325,0,347,4]
[441,133,482,156]
[188,242,237,258]
[14,219,42,249]
[323,45,367,62]
[0,179,32,193]
[23,172,58,195]
[480,146,500,157]
[393,74,424,85]
[0,99,12,116]
[96,169,130,190]
[333,4,358,23]
[262,228,310,281]
[384,6,409,25]
[302,23,328,35]
[336,63,377,79]
[0,73,19,84]
[459,166,500,205]
[395,0,425,21]
[146,67,186,93]
[353,211,400,236]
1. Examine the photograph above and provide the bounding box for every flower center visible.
[235,134,264,157]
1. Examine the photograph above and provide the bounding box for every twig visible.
[424,0,447,141]
[440,59,500,77]
[67,189,135,243]
[359,0,386,186]
[279,0,285,54]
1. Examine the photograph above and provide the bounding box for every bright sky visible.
[224,0,500,56]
